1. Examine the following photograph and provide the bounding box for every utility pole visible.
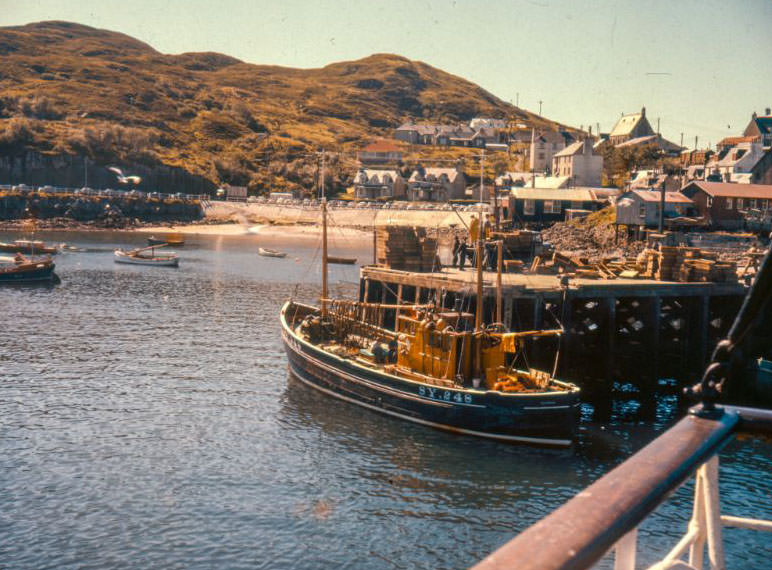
[538,100,543,116]
[680,132,684,148]
[516,92,519,107]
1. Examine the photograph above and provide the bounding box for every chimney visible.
[641,106,646,117]
[766,107,771,116]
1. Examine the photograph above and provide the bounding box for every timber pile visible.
[532,245,737,283]
[376,226,438,272]
[490,230,539,258]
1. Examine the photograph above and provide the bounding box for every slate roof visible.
[627,190,693,204]
[609,112,644,137]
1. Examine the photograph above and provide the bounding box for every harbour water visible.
[2,230,771,569]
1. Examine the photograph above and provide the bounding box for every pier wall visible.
[359,267,746,402]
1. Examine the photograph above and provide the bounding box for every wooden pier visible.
[359,266,747,401]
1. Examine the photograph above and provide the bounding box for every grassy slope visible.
[0,21,572,194]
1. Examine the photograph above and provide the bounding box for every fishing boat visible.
[0,255,58,283]
[326,256,357,265]
[147,232,185,246]
[280,153,580,446]
[0,239,59,255]
[114,245,179,267]
[258,247,287,258]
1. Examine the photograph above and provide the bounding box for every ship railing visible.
[471,403,772,570]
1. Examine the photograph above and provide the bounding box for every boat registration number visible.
[418,386,472,404]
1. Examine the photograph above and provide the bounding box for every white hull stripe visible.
[288,362,573,447]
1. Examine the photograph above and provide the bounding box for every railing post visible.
[703,456,725,570]
[613,528,638,570]
[688,467,707,568]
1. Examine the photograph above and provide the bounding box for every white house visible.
[551,139,603,187]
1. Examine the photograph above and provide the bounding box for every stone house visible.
[353,169,406,200]
[407,166,466,202]
[608,107,655,146]
[529,130,575,172]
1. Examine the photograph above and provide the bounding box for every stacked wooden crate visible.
[376,227,437,272]
[656,246,679,280]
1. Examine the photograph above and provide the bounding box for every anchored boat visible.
[0,255,58,283]
[0,240,59,255]
[280,154,579,446]
[258,247,287,258]
[114,245,179,267]
[147,232,185,246]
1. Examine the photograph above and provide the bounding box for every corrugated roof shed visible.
[630,190,693,204]
[685,181,772,199]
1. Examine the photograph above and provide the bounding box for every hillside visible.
[0,21,571,195]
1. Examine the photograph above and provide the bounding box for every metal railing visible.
[472,244,772,570]
[471,405,772,570]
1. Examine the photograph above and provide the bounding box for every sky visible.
[3,0,772,148]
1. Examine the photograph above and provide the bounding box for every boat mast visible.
[475,150,485,332]
[321,150,328,318]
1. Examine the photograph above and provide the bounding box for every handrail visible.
[471,405,740,570]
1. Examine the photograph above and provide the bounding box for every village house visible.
[707,140,772,184]
[551,138,603,187]
[743,109,772,148]
[353,169,406,200]
[628,170,681,192]
[607,106,682,154]
[357,140,403,165]
[509,188,609,224]
[680,148,714,167]
[407,165,466,202]
[529,129,575,172]
[614,190,695,228]
[681,181,772,230]
[469,117,507,130]
[608,107,656,146]
[495,172,570,191]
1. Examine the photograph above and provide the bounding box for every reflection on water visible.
[2,230,771,569]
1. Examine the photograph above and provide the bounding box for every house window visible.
[736,198,743,209]
[523,199,535,215]
[748,199,756,209]
[571,201,582,209]
[707,196,713,208]
[544,200,553,214]
[726,198,733,210]
[639,204,646,218]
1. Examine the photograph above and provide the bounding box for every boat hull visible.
[0,242,58,255]
[0,261,58,283]
[114,252,179,267]
[281,302,580,446]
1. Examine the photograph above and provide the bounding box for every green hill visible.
[0,21,571,194]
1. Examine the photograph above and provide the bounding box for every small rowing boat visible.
[326,256,357,265]
[147,232,185,246]
[114,245,179,267]
[258,247,287,258]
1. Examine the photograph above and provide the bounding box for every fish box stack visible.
[376,227,437,272]
[656,246,679,281]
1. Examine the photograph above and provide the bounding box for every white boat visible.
[114,246,179,267]
[258,247,287,258]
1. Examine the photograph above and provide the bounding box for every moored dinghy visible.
[258,247,287,258]
[114,244,179,267]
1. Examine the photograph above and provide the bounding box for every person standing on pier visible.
[458,238,468,270]
[452,236,461,268]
